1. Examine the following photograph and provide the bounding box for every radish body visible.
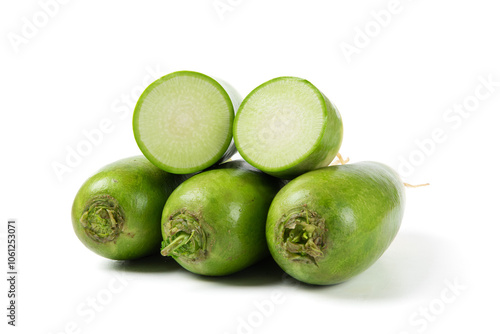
[266,162,405,285]
[72,156,188,260]
[234,76,343,178]
[133,71,241,174]
[161,161,281,276]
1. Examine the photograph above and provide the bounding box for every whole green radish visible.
[72,156,188,260]
[160,161,282,276]
[266,162,405,285]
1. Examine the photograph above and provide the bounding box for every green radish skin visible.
[133,71,241,174]
[266,162,405,285]
[161,161,282,276]
[72,156,188,260]
[233,76,343,179]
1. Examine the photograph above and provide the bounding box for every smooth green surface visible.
[234,76,343,179]
[72,156,188,260]
[266,162,405,285]
[133,71,240,174]
[161,161,281,276]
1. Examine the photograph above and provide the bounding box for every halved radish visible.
[233,77,343,179]
[133,71,240,174]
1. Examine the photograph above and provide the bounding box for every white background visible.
[1,0,499,333]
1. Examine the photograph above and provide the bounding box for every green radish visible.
[233,76,343,179]
[133,70,241,174]
[72,156,188,260]
[160,161,281,276]
[266,162,405,285]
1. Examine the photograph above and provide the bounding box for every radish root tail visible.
[330,153,350,166]
[403,182,430,188]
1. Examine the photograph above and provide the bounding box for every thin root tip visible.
[403,182,430,188]
[329,153,350,166]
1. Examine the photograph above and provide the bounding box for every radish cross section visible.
[133,71,239,174]
[234,77,343,178]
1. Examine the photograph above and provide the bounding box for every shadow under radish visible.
[102,253,182,273]
[296,231,450,300]
[191,257,286,287]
